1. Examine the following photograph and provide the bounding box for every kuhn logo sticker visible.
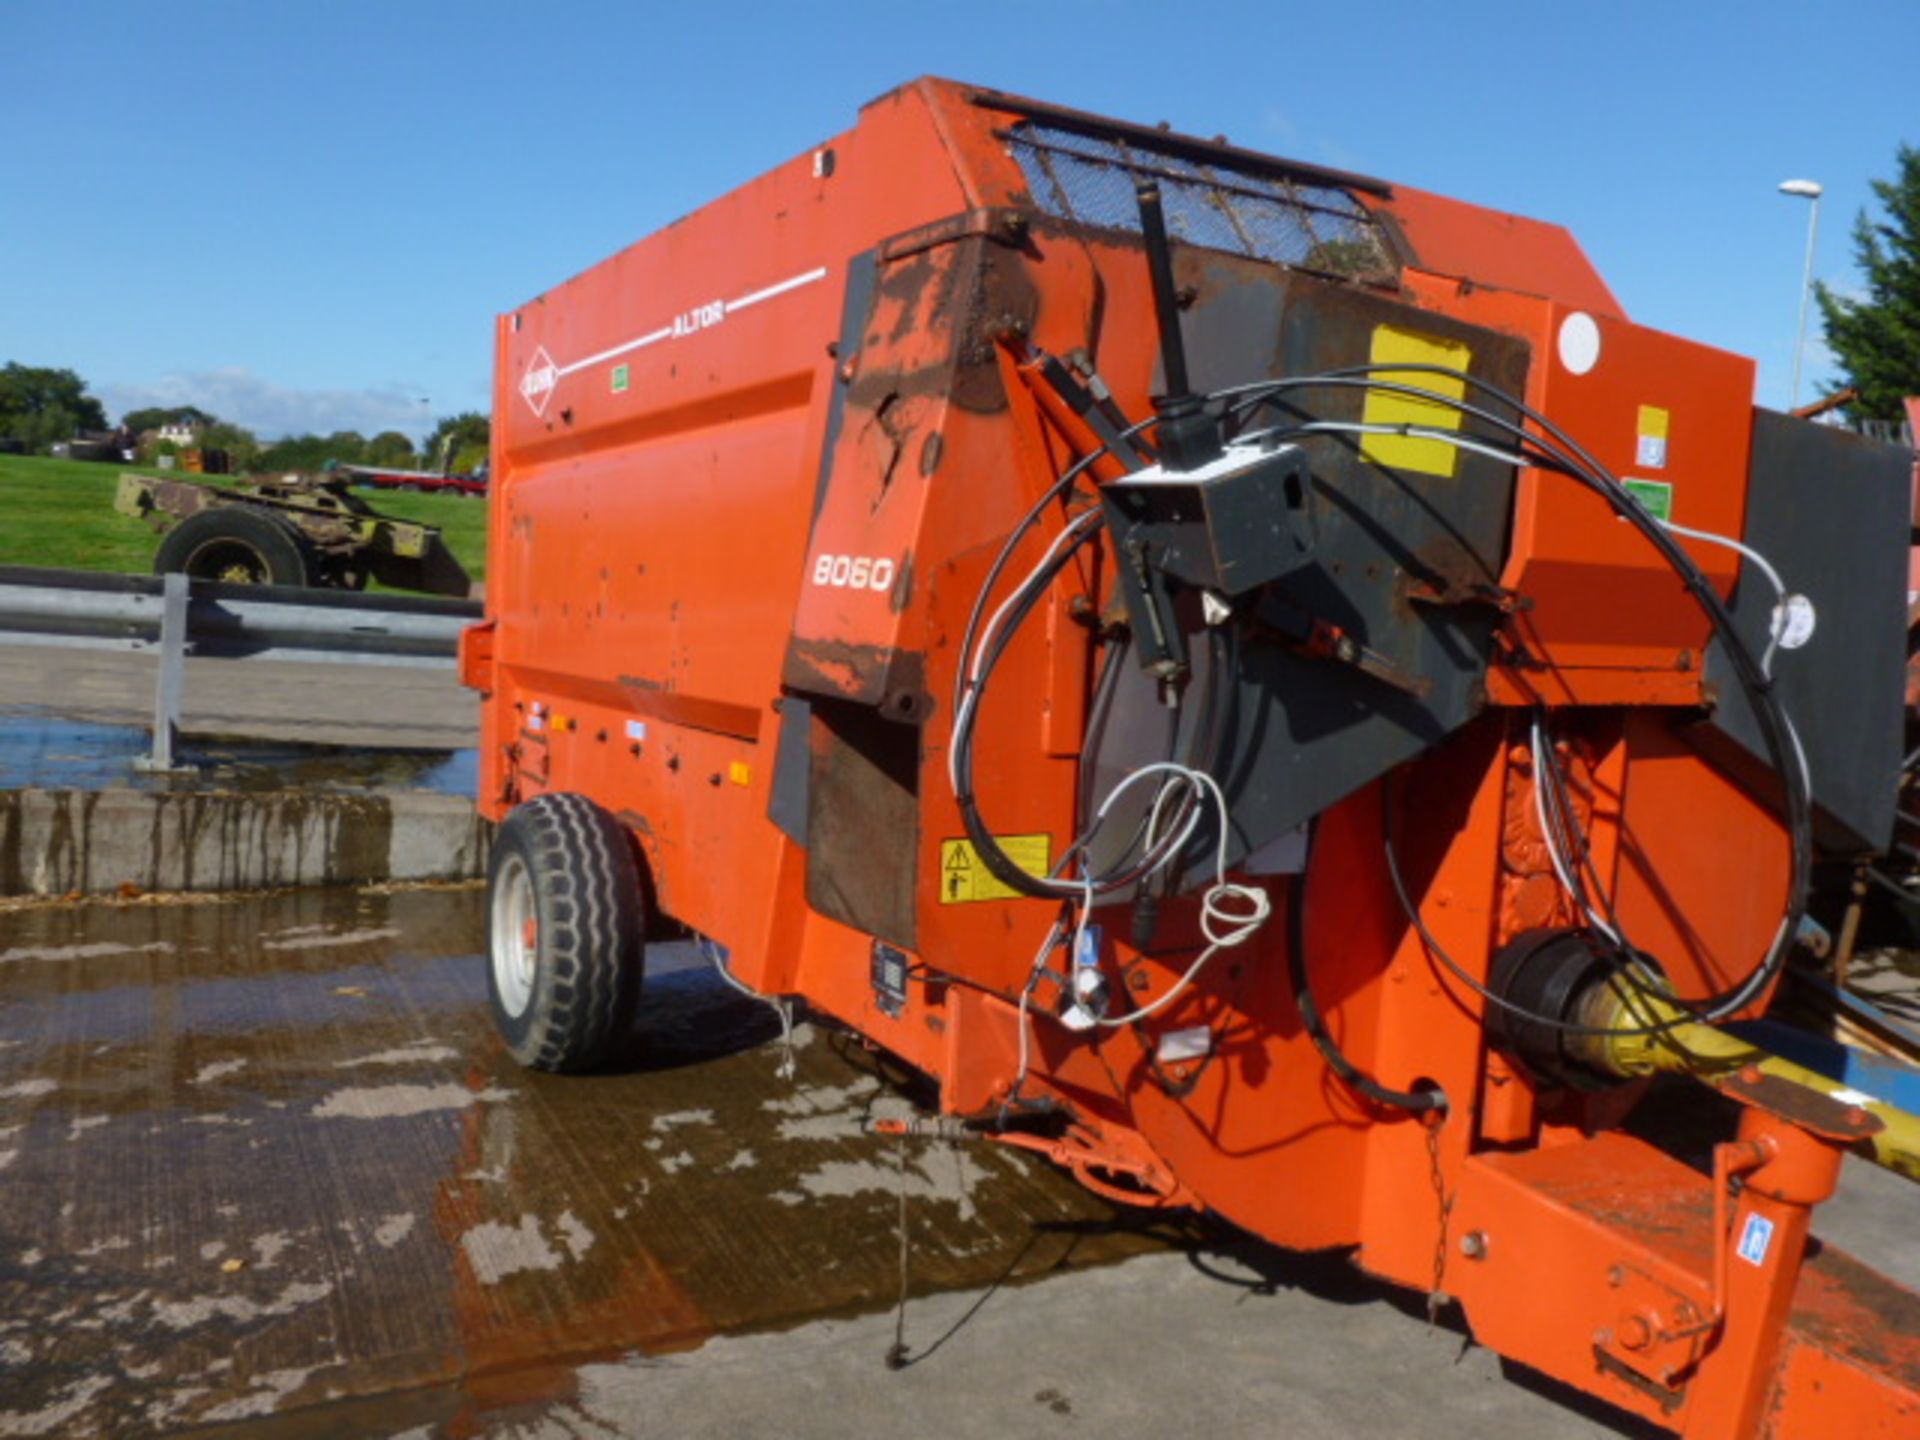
[519,265,828,417]
[520,347,558,417]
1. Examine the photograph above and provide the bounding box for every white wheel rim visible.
[491,853,537,1018]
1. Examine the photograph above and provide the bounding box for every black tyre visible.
[487,793,645,1072]
[153,507,312,586]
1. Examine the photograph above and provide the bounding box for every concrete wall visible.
[0,787,490,896]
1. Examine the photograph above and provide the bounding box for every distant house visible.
[154,420,204,448]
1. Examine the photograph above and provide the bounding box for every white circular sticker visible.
[1771,594,1817,651]
[1558,312,1601,375]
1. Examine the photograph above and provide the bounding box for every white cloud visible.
[96,367,437,441]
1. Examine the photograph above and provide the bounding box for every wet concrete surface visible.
[0,889,1167,1436]
[1845,945,1920,1027]
[0,713,475,796]
[1,892,1916,1438]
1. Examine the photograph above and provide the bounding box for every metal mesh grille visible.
[1006,122,1394,279]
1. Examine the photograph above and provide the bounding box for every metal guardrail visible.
[0,565,479,662]
[0,566,482,771]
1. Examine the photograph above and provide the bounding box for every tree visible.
[122,405,216,434]
[364,430,416,467]
[1815,143,1920,421]
[322,431,370,465]
[0,362,108,452]
[198,421,260,472]
[423,411,489,473]
[255,431,367,475]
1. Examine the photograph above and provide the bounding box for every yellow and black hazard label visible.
[939,834,1050,903]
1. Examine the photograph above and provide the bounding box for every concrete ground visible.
[0,640,476,750]
[413,1248,1650,1440]
[0,889,1914,1438]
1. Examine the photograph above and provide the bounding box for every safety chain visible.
[1425,1114,1454,1325]
[886,1124,912,1368]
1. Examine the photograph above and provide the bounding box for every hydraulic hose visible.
[1288,870,1445,1115]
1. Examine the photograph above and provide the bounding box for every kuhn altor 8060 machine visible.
[461,79,1920,1434]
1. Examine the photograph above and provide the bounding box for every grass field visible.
[0,454,488,586]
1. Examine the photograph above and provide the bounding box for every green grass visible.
[0,454,488,586]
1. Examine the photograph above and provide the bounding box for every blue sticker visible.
[1737,1213,1775,1268]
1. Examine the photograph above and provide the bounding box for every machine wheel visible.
[153,507,312,587]
[486,792,645,1072]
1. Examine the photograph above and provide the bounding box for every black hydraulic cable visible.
[1380,775,1701,1042]
[953,517,1118,898]
[1288,867,1446,1114]
[955,435,1232,901]
[958,536,1212,904]
[1422,365,1809,1021]
[948,416,1164,901]
[954,412,1155,704]
[1221,417,1648,974]
[956,481,1207,900]
[955,364,1808,1035]
[955,513,1220,901]
[1529,710,1634,949]
[1224,367,1811,1023]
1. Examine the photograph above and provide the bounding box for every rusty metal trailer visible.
[118,471,474,596]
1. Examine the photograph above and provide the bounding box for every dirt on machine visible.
[117,470,475,596]
[461,77,1920,1437]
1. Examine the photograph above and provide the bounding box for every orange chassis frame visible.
[464,79,1920,1434]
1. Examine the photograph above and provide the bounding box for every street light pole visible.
[1779,178,1823,409]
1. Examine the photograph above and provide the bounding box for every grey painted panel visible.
[767,695,812,844]
[1694,410,1910,855]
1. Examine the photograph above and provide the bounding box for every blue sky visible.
[2,1,1912,440]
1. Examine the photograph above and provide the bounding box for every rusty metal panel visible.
[805,696,920,951]
[783,227,1033,715]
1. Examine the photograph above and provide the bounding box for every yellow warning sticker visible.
[1636,404,1670,469]
[939,834,1051,904]
[1360,324,1473,478]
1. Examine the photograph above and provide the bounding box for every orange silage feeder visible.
[462,79,1920,1436]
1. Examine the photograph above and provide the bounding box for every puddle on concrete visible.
[0,711,475,795]
[0,889,1168,1436]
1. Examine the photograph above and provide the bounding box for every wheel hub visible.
[490,853,538,1018]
